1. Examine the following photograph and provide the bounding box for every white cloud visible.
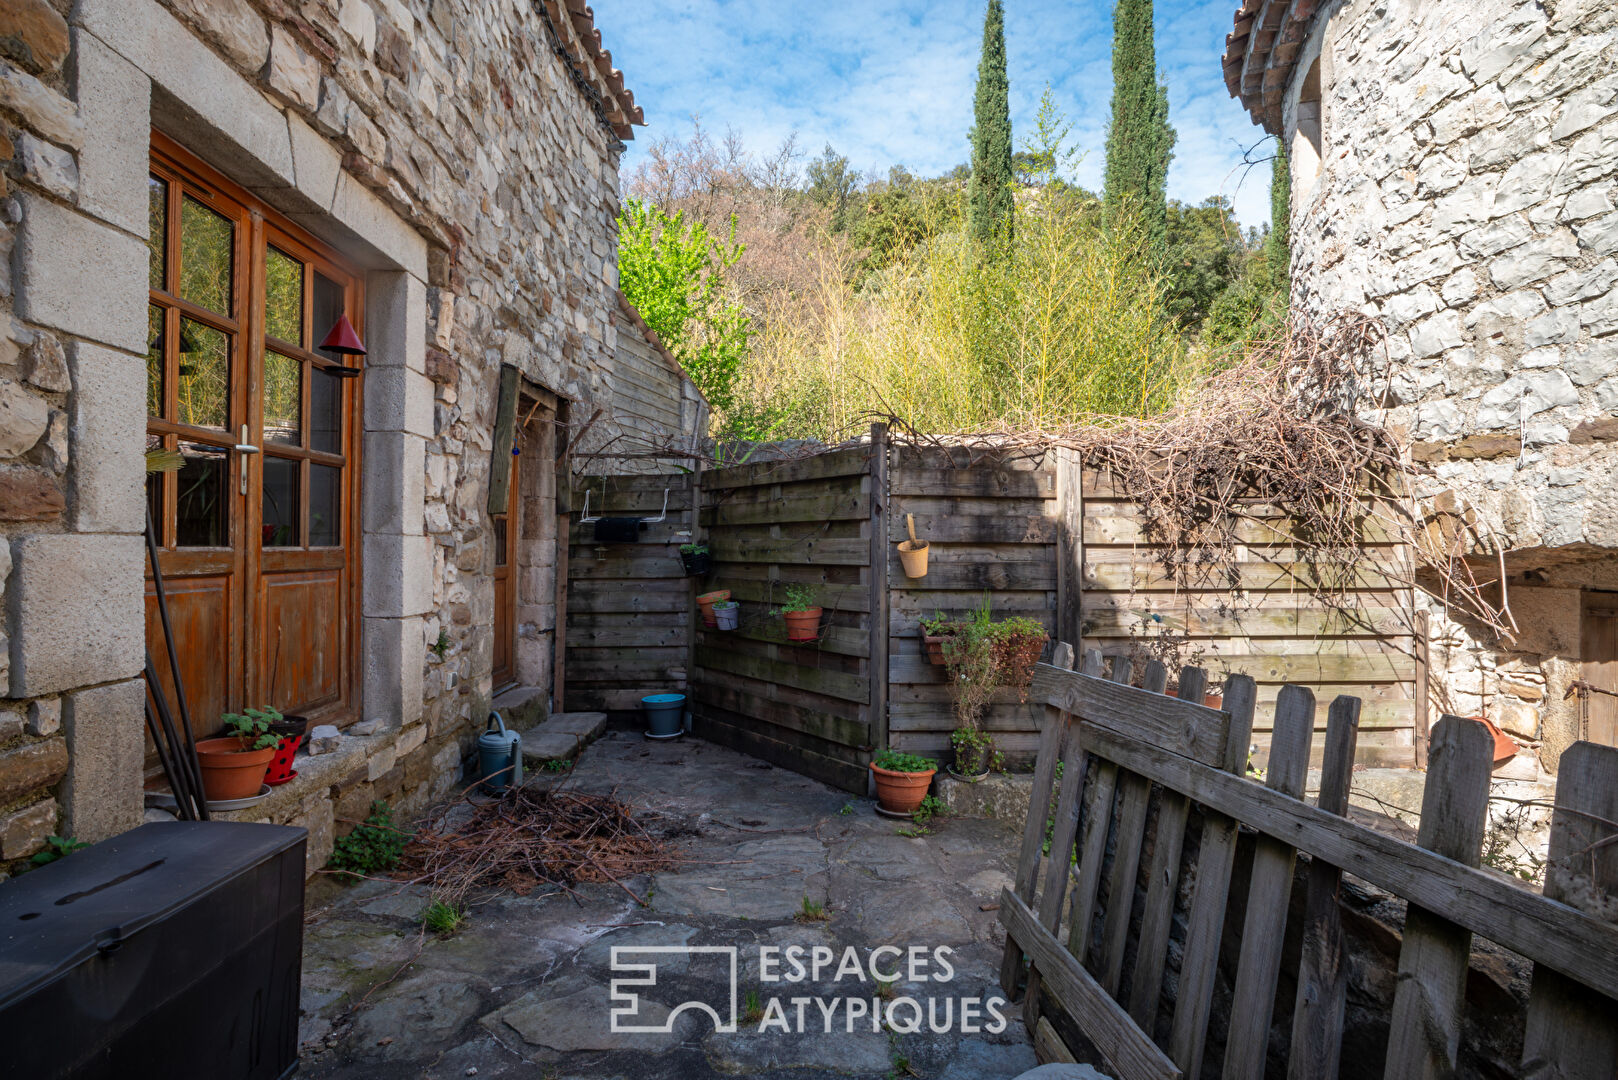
[604,0,1274,228]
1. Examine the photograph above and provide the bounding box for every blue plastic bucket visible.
[641,693,686,737]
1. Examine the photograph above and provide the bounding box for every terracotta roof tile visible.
[1221,0,1318,133]
[541,0,645,139]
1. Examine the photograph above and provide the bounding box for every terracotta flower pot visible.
[870,764,936,814]
[196,737,276,801]
[696,590,730,628]
[783,607,823,642]
[1203,693,1224,710]
[924,634,952,666]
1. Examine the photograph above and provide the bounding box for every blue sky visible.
[606,1,1277,230]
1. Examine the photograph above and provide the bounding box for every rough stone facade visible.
[1229,0,1618,774]
[0,0,695,872]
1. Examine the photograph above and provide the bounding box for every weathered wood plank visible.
[708,536,870,566]
[1385,717,1493,1080]
[1287,695,1361,1080]
[1520,741,1618,1080]
[1089,649,1415,685]
[695,645,869,703]
[883,556,1058,592]
[887,702,1044,732]
[1056,447,1083,654]
[1222,684,1316,1080]
[1025,676,1093,1026]
[1078,721,1618,1001]
[691,682,870,748]
[1083,559,1401,592]
[870,424,890,754]
[1080,605,1413,639]
[1029,663,1230,768]
[704,487,869,525]
[1126,667,1205,1034]
[1082,505,1401,545]
[1167,673,1257,1080]
[1000,890,1182,1080]
[567,585,689,614]
[702,446,872,489]
[565,624,686,649]
[1000,644,1080,998]
[1034,1016,1078,1066]
[892,467,1055,499]
[698,620,871,659]
[692,709,869,793]
[886,512,1058,544]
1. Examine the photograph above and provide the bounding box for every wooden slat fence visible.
[887,445,1058,763]
[999,647,1618,1079]
[1079,467,1420,768]
[564,441,1422,785]
[688,443,883,792]
[563,474,695,712]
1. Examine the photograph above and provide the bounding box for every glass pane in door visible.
[176,319,229,429]
[148,177,167,291]
[310,365,342,454]
[175,442,230,547]
[147,305,164,417]
[179,196,234,315]
[263,351,302,445]
[309,463,340,547]
[264,246,304,345]
[263,456,300,547]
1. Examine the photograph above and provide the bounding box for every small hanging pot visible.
[680,546,712,576]
[897,513,929,579]
[713,600,740,630]
[783,607,823,642]
[697,590,730,628]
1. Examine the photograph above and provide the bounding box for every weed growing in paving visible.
[422,899,465,936]
[329,801,410,881]
[795,895,830,923]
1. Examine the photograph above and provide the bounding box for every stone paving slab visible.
[298,731,1039,1079]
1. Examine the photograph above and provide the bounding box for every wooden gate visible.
[1000,645,1618,1078]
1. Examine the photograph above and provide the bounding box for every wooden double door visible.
[144,134,363,736]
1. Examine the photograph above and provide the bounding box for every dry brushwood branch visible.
[395,785,681,910]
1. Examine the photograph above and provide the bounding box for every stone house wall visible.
[1274,0,1618,773]
[0,0,696,873]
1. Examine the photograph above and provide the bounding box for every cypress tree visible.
[1102,0,1175,252]
[1266,142,1291,296]
[969,0,1014,245]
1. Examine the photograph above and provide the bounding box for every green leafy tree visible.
[1103,0,1176,254]
[1163,196,1249,327]
[968,0,1014,246]
[617,198,753,429]
[806,144,859,232]
[1267,141,1291,295]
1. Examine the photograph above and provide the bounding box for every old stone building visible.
[1223,0,1617,774]
[0,0,701,870]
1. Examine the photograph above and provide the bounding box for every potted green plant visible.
[870,749,938,814]
[941,604,1000,781]
[988,616,1048,696]
[196,707,282,800]
[949,728,1002,782]
[697,589,731,627]
[680,543,711,576]
[920,611,961,666]
[712,599,740,630]
[777,584,822,642]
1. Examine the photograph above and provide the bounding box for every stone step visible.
[520,712,609,766]
[491,685,550,731]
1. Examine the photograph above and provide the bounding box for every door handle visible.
[236,424,258,494]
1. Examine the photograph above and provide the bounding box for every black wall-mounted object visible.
[0,822,307,1079]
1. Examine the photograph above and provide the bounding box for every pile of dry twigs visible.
[396,784,678,910]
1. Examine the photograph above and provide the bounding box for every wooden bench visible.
[998,645,1618,1079]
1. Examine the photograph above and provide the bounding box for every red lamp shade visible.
[317,313,367,355]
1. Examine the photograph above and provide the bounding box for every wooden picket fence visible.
[1000,644,1618,1079]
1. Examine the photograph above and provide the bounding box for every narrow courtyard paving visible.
[298,730,1040,1079]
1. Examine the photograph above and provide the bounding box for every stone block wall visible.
[1284,0,1618,770]
[0,0,697,873]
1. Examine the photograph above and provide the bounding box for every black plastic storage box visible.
[0,821,307,1079]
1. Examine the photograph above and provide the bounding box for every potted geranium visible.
[196,707,282,800]
[778,584,822,642]
[870,749,938,815]
[680,543,711,576]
